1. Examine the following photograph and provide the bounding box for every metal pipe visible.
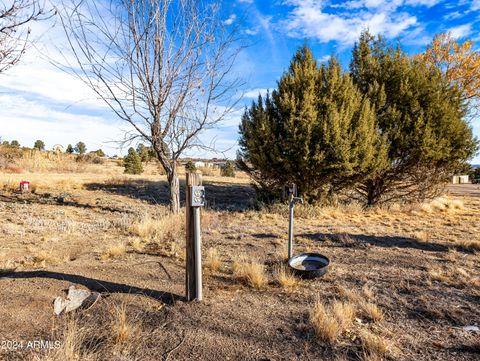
[193,207,203,301]
[288,197,294,259]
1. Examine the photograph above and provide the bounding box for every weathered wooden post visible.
[185,172,205,301]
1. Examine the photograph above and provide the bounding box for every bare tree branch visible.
[0,0,54,74]
[57,0,243,212]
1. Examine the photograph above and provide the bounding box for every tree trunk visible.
[167,164,180,214]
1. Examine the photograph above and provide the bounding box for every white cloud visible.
[0,94,126,154]
[443,11,463,20]
[223,14,237,26]
[472,0,480,11]
[243,88,269,99]
[280,0,440,45]
[449,24,472,39]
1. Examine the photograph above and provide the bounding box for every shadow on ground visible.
[86,179,255,211]
[0,270,182,305]
[297,232,452,253]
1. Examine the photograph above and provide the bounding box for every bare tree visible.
[0,0,52,73]
[58,0,242,213]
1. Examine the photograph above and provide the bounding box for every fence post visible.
[185,172,204,301]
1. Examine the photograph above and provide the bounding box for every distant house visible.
[452,175,469,184]
[52,144,65,153]
[194,161,205,168]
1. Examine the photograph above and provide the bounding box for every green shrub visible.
[124,147,143,174]
[221,160,235,177]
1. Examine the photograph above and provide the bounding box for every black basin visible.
[288,253,329,279]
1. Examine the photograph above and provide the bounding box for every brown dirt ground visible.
[0,173,479,361]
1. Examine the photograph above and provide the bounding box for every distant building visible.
[452,175,469,184]
[194,161,205,168]
[52,144,65,153]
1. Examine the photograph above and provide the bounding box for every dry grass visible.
[36,317,98,361]
[332,300,356,329]
[129,212,184,243]
[111,304,139,345]
[362,285,375,300]
[233,255,267,289]
[310,299,357,345]
[421,197,464,213]
[428,268,449,283]
[360,302,384,323]
[101,244,126,260]
[310,301,342,345]
[30,250,58,268]
[273,264,298,290]
[360,329,389,359]
[129,238,145,253]
[456,239,480,253]
[204,247,222,271]
[336,285,362,303]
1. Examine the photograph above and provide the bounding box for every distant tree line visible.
[238,31,479,206]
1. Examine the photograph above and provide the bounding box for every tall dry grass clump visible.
[233,255,267,289]
[360,302,384,323]
[204,247,221,271]
[420,197,464,213]
[273,264,298,290]
[36,317,98,361]
[310,301,340,345]
[310,299,356,345]
[129,212,184,243]
[101,244,127,260]
[111,304,139,345]
[360,329,389,360]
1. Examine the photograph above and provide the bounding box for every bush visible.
[220,160,235,177]
[123,148,143,175]
[34,140,45,151]
[185,160,196,173]
[75,142,87,155]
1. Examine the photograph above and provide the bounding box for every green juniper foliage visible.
[124,147,144,175]
[350,31,478,205]
[66,144,74,154]
[75,142,87,155]
[239,37,478,206]
[221,160,236,177]
[185,160,196,173]
[34,140,45,151]
[239,45,387,203]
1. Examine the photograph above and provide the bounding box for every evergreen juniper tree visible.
[124,147,144,174]
[185,160,196,173]
[75,142,87,155]
[66,144,74,154]
[350,31,478,205]
[239,45,387,203]
[221,160,235,177]
[34,140,45,151]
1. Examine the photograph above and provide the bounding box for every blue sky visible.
[1,0,479,162]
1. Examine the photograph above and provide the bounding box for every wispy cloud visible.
[223,14,237,26]
[243,88,269,99]
[449,23,472,38]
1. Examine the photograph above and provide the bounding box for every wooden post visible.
[186,172,203,301]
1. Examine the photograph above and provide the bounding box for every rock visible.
[53,286,100,315]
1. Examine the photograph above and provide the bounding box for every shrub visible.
[123,148,143,175]
[220,160,235,177]
[75,142,87,155]
[185,160,196,173]
[34,140,45,151]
